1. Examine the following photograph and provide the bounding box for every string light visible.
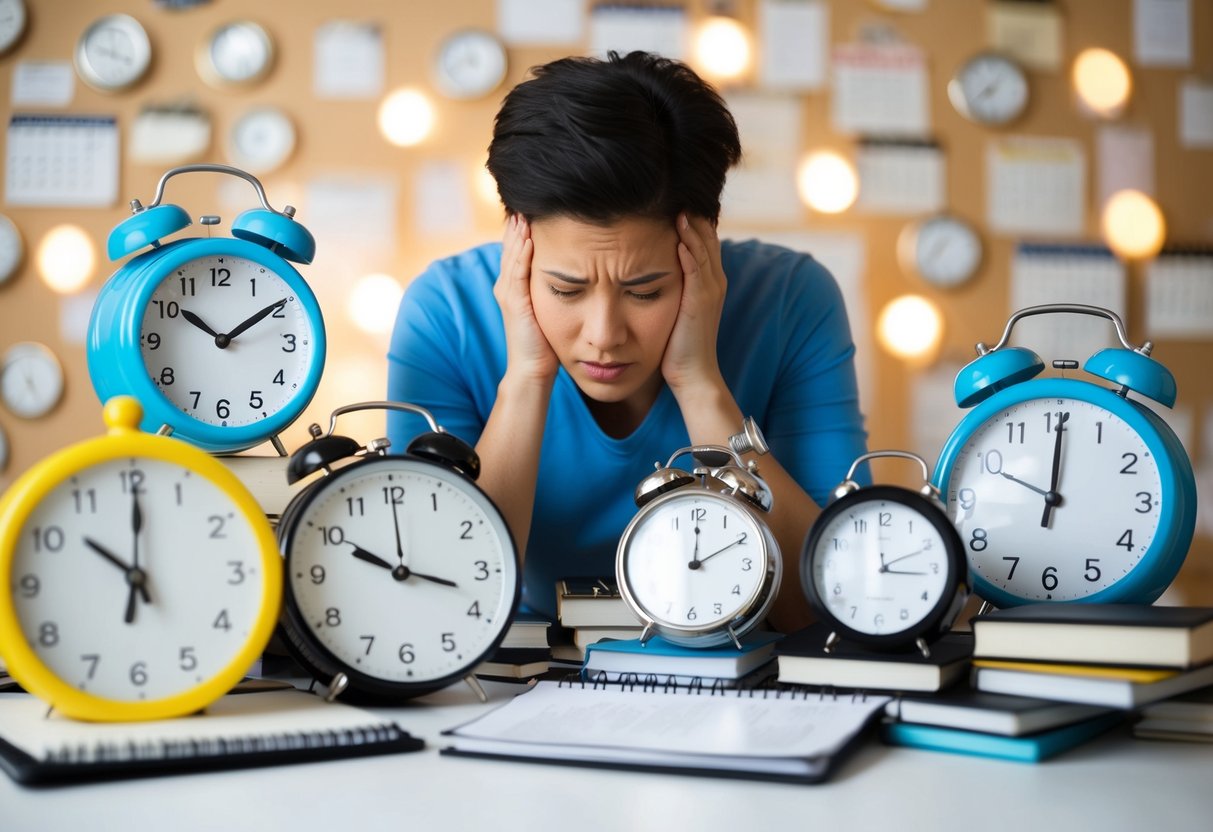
[1073,48,1132,118]
[348,273,404,335]
[1102,189,1165,259]
[37,225,95,294]
[797,151,859,214]
[378,88,435,147]
[693,16,751,81]
[877,295,944,362]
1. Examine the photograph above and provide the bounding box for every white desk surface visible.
[3,678,1212,832]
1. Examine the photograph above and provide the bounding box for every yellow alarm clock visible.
[0,397,281,721]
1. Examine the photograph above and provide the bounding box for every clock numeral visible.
[325,608,342,627]
[81,654,100,679]
[686,607,697,621]
[906,519,914,534]
[1085,559,1102,583]
[360,636,374,656]
[441,632,457,652]
[272,300,289,319]
[850,606,857,619]
[213,610,231,631]
[160,367,175,386]
[879,512,891,527]
[145,332,161,351]
[152,300,180,319]
[832,583,842,596]
[179,276,196,296]
[272,370,285,386]
[175,483,184,506]
[1002,556,1020,580]
[309,565,326,584]
[690,508,707,523]
[179,647,197,671]
[1120,453,1138,475]
[32,525,65,553]
[968,528,988,552]
[18,574,40,598]
[210,267,231,287]
[216,399,231,419]
[129,662,148,687]
[282,334,297,353]
[250,278,256,296]
[958,488,977,511]
[1042,566,1059,591]
[208,515,228,539]
[382,486,404,505]
[853,518,867,534]
[919,592,928,601]
[189,391,201,409]
[72,488,97,514]
[1005,421,1025,444]
[346,497,364,517]
[713,603,722,615]
[249,391,264,410]
[1116,529,1135,552]
[1043,411,1069,434]
[1135,492,1154,513]
[319,526,345,546]
[831,537,849,551]
[741,558,752,571]
[467,601,482,618]
[119,469,146,495]
[981,450,1003,475]
[874,613,885,629]
[38,622,59,647]
[431,493,439,511]
[1095,421,1104,444]
[460,521,473,540]
[226,561,245,585]
[473,560,489,581]
[399,644,415,664]
[731,584,741,596]
[930,563,939,574]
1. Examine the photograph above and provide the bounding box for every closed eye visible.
[627,289,662,301]
[547,284,581,299]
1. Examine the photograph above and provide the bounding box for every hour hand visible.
[348,542,393,570]
[84,536,133,572]
[180,308,221,339]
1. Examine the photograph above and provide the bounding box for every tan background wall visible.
[1,0,1211,600]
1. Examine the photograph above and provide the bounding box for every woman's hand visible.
[494,214,559,384]
[662,213,728,399]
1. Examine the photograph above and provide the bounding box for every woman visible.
[388,51,867,630]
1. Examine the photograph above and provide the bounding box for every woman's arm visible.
[665,215,824,632]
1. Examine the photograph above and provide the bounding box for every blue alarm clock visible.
[932,304,1196,607]
[88,164,326,454]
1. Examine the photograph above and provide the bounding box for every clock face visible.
[0,214,24,286]
[228,107,296,174]
[1,342,64,419]
[283,458,518,688]
[621,492,768,632]
[140,255,317,429]
[8,457,267,702]
[809,495,951,638]
[434,30,507,100]
[200,21,274,87]
[948,52,1028,126]
[945,396,1163,602]
[75,14,152,92]
[0,0,27,56]
[899,215,982,288]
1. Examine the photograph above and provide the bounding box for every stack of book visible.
[774,622,973,693]
[1133,684,1213,742]
[582,631,782,687]
[970,604,1213,709]
[880,689,1121,762]
[552,578,643,661]
[475,612,553,682]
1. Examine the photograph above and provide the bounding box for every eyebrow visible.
[542,270,670,287]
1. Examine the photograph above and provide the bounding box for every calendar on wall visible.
[4,114,119,207]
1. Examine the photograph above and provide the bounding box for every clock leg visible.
[915,637,932,659]
[463,675,488,703]
[322,672,349,702]
[975,599,996,617]
[726,625,743,651]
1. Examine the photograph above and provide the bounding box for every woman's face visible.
[528,214,683,408]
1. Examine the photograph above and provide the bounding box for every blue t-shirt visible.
[387,239,868,618]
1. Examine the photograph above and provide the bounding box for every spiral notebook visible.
[441,679,891,784]
[0,689,423,786]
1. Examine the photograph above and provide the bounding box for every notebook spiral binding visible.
[559,671,868,702]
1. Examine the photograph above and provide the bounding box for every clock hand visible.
[999,470,1049,498]
[83,536,133,572]
[687,519,702,570]
[130,489,150,604]
[406,570,459,588]
[347,542,393,571]
[389,497,408,567]
[882,568,929,576]
[881,549,924,570]
[1042,412,1068,528]
[697,534,748,566]
[223,298,288,343]
[180,308,222,340]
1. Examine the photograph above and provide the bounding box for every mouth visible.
[579,361,631,382]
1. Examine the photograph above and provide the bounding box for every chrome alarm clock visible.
[802,451,969,656]
[933,304,1196,608]
[276,402,520,703]
[617,421,780,649]
[87,164,326,454]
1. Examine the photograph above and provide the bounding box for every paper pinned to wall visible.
[303,175,399,278]
[831,42,930,137]
[910,360,965,469]
[60,289,100,347]
[413,160,475,238]
[130,105,212,164]
[589,4,688,60]
[1096,125,1154,206]
[1145,249,1213,339]
[314,22,384,99]
[5,115,119,207]
[720,93,804,224]
[1179,78,1213,149]
[11,61,74,107]
[758,0,829,91]
[855,138,945,215]
[989,0,1063,71]
[497,0,585,46]
[987,137,1085,237]
[1134,0,1191,68]
[1009,243,1126,363]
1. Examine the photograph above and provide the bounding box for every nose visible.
[583,295,627,352]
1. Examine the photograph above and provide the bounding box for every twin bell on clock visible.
[88,164,326,454]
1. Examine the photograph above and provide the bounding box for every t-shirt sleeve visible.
[766,257,869,506]
[385,257,496,451]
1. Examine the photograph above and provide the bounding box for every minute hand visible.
[225,298,287,342]
[698,535,747,565]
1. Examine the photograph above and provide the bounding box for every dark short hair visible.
[487,51,741,224]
